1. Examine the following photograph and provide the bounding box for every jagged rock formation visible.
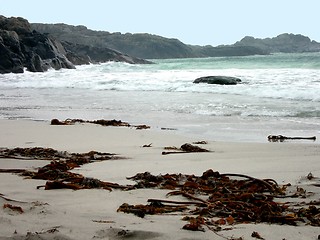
[0,16,76,73]
[0,16,152,74]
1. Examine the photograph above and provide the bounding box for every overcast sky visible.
[2,0,320,46]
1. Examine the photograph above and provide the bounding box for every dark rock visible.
[20,31,75,71]
[65,50,91,65]
[0,29,24,73]
[0,15,77,74]
[0,42,24,73]
[0,16,31,35]
[194,76,241,85]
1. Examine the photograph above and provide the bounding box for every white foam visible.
[1,55,320,142]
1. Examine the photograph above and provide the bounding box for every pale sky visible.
[1,0,320,46]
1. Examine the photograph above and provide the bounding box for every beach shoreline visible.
[0,119,319,240]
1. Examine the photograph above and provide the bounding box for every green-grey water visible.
[1,52,320,142]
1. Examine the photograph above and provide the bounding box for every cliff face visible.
[0,16,76,73]
[31,23,320,60]
[0,16,151,74]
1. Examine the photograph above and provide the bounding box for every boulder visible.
[194,76,241,85]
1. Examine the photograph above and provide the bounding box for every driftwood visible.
[147,198,205,206]
[0,169,27,173]
[268,135,316,142]
[142,143,152,148]
[160,127,177,131]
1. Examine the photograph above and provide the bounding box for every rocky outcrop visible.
[0,16,152,74]
[0,15,76,73]
[194,76,241,85]
[0,30,24,73]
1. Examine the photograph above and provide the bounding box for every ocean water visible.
[1,52,320,142]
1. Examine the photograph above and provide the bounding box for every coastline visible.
[0,119,319,240]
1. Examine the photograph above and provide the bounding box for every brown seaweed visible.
[162,143,210,155]
[3,203,24,213]
[1,147,319,233]
[50,118,150,130]
[119,170,320,228]
[0,147,127,191]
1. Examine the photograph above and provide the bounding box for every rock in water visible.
[193,76,241,85]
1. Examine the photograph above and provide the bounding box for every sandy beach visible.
[0,119,319,240]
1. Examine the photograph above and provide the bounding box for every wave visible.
[1,53,320,123]
[1,65,320,103]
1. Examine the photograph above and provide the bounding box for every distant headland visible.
[31,23,320,59]
[1,15,320,74]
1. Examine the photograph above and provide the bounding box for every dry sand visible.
[0,119,319,240]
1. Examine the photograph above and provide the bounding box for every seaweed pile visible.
[118,170,320,230]
[0,147,126,191]
[50,118,150,129]
[1,147,319,234]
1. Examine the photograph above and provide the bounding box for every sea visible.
[1,52,320,143]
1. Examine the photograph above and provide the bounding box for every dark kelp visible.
[162,143,210,155]
[0,147,127,191]
[1,147,319,236]
[50,118,150,130]
[119,170,320,229]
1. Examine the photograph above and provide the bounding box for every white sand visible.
[0,119,319,240]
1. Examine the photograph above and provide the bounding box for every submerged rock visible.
[194,76,241,85]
